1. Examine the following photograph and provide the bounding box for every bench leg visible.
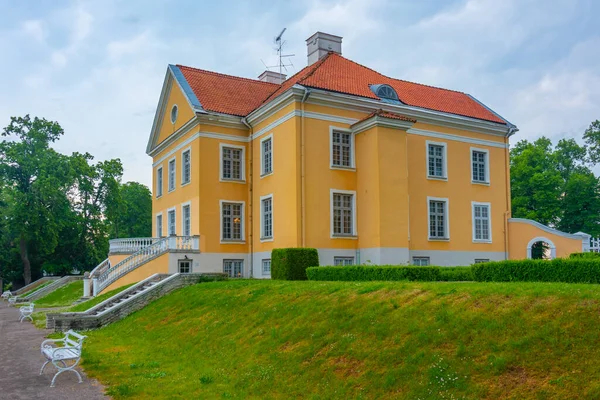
[40,361,49,375]
[50,368,82,387]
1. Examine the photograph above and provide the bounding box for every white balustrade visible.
[108,237,163,254]
[590,237,600,253]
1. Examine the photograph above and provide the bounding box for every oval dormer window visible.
[170,104,178,124]
[370,84,400,104]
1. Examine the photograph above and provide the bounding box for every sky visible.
[0,0,598,188]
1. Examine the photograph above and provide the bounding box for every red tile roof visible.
[176,53,506,124]
[353,109,417,126]
[177,65,279,117]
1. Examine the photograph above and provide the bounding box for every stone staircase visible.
[46,272,226,331]
[16,275,83,303]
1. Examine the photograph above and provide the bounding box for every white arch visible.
[526,236,556,259]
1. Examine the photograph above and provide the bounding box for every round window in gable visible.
[370,84,400,104]
[170,104,178,124]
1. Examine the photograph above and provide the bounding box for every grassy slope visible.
[20,280,53,297]
[82,280,600,399]
[69,284,134,312]
[34,281,83,308]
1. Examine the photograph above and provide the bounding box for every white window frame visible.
[168,157,176,192]
[426,140,447,180]
[178,259,191,273]
[262,259,271,275]
[260,194,273,242]
[219,200,245,243]
[427,196,450,241]
[181,147,191,186]
[167,207,176,236]
[260,133,273,177]
[170,104,178,124]
[155,212,163,237]
[470,147,490,185]
[412,256,430,266]
[156,165,163,198]
[181,201,191,236]
[223,259,244,278]
[330,189,358,239]
[333,256,354,266]
[329,126,355,170]
[472,201,492,243]
[219,143,246,183]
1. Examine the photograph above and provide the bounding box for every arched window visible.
[370,84,400,104]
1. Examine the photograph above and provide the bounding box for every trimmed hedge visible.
[306,265,441,282]
[271,248,319,281]
[439,267,473,281]
[472,258,600,283]
[569,252,600,259]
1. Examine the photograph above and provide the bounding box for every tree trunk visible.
[19,236,32,285]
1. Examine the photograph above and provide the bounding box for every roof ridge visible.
[176,64,280,88]
[330,53,468,95]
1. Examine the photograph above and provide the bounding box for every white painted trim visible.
[409,128,508,149]
[305,111,357,125]
[251,111,297,140]
[260,133,274,177]
[329,126,355,170]
[170,104,179,124]
[155,212,163,237]
[427,196,450,240]
[219,200,246,243]
[425,140,448,180]
[351,115,415,135]
[471,201,492,243]
[261,258,272,276]
[180,201,191,236]
[155,164,164,198]
[470,147,490,185]
[153,131,199,167]
[330,189,358,239]
[148,116,199,157]
[508,218,585,240]
[167,157,176,193]
[180,146,192,186]
[166,207,177,236]
[259,193,274,242]
[526,236,557,259]
[199,131,248,143]
[219,143,246,183]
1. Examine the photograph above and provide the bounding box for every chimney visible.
[306,32,342,65]
[258,70,286,84]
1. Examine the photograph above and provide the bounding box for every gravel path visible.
[0,301,108,399]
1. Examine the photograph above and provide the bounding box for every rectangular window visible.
[156,214,163,237]
[473,203,491,242]
[261,196,273,239]
[332,192,354,236]
[331,130,352,168]
[178,260,191,273]
[261,136,272,176]
[167,209,176,236]
[412,257,430,266]
[262,259,271,275]
[222,146,243,181]
[428,199,448,239]
[472,150,488,183]
[156,167,163,197]
[334,257,354,266]
[427,143,446,178]
[182,149,191,184]
[182,204,191,236]
[222,202,243,241]
[168,158,176,191]
[223,259,243,278]
[474,259,489,264]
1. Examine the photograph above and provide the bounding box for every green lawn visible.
[34,280,83,308]
[19,280,54,297]
[69,284,134,312]
[81,280,600,399]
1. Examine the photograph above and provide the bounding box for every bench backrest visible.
[1,291,11,298]
[64,330,86,349]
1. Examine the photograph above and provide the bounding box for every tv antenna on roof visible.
[263,27,295,77]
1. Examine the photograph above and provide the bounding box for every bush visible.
[569,252,600,259]
[271,248,319,280]
[439,267,473,281]
[472,258,600,283]
[306,265,441,282]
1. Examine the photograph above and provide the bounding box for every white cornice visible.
[508,218,586,240]
[408,128,508,149]
[147,117,200,157]
[352,115,415,135]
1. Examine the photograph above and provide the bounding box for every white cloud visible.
[21,19,46,43]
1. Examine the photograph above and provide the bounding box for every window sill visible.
[156,195,163,199]
[260,172,273,179]
[168,188,175,193]
[220,178,246,184]
[427,176,448,181]
[220,240,246,245]
[181,181,191,187]
[428,237,450,242]
[330,165,356,172]
[331,235,358,240]
[473,239,492,244]
[260,237,273,243]
[471,181,490,186]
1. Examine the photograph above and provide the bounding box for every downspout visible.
[241,117,253,278]
[504,126,518,260]
[301,88,312,247]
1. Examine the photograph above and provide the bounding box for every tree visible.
[583,120,600,163]
[109,182,152,239]
[0,116,72,284]
[557,172,600,236]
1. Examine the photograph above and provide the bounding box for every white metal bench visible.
[8,295,18,305]
[19,303,34,322]
[40,330,87,387]
[1,290,11,300]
